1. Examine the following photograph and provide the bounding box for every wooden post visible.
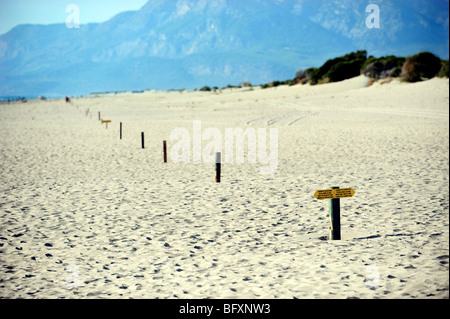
[120,122,122,140]
[329,186,341,240]
[163,140,167,163]
[215,152,221,183]
[141,132,145,149]
[101,120,111,129]
[98,112,101,121]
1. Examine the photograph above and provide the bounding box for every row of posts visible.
[95,110,346,240]
[99,116,222,183]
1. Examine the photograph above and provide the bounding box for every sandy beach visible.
[0,75,448,299]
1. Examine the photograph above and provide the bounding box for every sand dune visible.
[0,76,448,298]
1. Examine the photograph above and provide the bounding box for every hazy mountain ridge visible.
[0,0,448,96]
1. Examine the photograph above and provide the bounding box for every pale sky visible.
[0,0,149,35]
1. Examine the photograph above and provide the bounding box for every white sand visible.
[0,76,448,299]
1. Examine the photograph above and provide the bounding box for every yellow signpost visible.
[101,120,111,129]
[314,187,355,200]
[314,187,355,240]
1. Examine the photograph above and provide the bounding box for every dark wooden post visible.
[141,132,145,149]
[163,140,167,163]
[329,186,341,240]
[120,122,122,140]
[215,152,221,183]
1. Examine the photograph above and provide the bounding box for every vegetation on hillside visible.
[438,60,449,78]
[258,50,448,89]
[361,55,405,79]
[196,50,448,91]
[401,52,444,82]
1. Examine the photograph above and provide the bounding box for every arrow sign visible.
[314,187,355,200]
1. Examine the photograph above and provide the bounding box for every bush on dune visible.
[199,85,212,91]
[262,50,448,89]
[438,60,449,78]
[309,50,367,85]
[302,50,448,86]
[401,51,442,82]
[401,57,420,82]
[327,58,366,82]
[295,67,319,84]
[361,55,405,79]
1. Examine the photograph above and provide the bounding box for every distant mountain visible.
[0,0,448,96]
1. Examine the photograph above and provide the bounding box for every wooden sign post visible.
[314,187,355,240]
[329,186,341,240]
[101,120,111,129]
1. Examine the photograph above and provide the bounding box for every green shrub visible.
[361,55,405,79]
[327,58,366,82]
[225,84,241,89]
[360,56,378,71]
[285,79,297,86]
[260,79,299,88]
[401,57,419,82]
[306,67,319,85]
[438,60,449,78]
[199,86,211,91]
[390,67,402,77]
[401,51,442,82]
[294,50,444,86]
[310,50,367,84]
